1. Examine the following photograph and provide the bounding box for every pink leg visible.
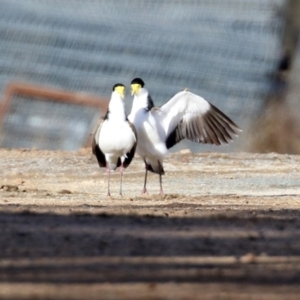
[119,163,124,196]
[142,167,148,194]
[159,173,164,195]
[157,160,164,195]
[106,164,111,197]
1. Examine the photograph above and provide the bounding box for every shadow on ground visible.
[1,208,300,285]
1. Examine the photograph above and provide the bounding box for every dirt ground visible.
[0,148,300,299]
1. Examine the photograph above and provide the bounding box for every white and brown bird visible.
[92,83,137,196]
[128,78,241,195]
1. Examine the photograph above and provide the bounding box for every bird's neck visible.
[130,89,152,115]
[107,95,126,122]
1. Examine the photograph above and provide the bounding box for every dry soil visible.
[0,148,300,299]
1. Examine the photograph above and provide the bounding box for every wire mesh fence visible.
[0,83,107,150]
[0,97,99,150]
[0,0,287,151]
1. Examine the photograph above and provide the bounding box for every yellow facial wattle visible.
[131,84,141,96]
[114,85,125,97]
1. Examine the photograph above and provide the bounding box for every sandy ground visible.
[0,148,300,299]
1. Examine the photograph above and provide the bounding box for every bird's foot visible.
[141,188,148,195]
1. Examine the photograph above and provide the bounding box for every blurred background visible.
[0,0,299,153]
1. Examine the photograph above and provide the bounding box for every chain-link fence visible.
[0,0,287,151]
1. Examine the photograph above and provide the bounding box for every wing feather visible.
[153,90,241,149]
[91,117,106,167]
[201,115,222,145]
[123,120,138,168]
[209,111,234,143]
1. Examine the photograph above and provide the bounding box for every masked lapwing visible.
[128,78,241,195]
[92,83,137,196]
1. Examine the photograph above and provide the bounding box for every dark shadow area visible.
[0,209,300,284]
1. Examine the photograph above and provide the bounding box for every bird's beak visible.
[131,84,141,96]
[115,86,125,98]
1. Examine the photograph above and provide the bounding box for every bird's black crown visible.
[112,83,125,91]
[131,78,145,87]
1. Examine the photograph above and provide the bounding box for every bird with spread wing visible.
[128,78,241,194]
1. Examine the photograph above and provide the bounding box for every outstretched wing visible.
[154,90,241,149]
